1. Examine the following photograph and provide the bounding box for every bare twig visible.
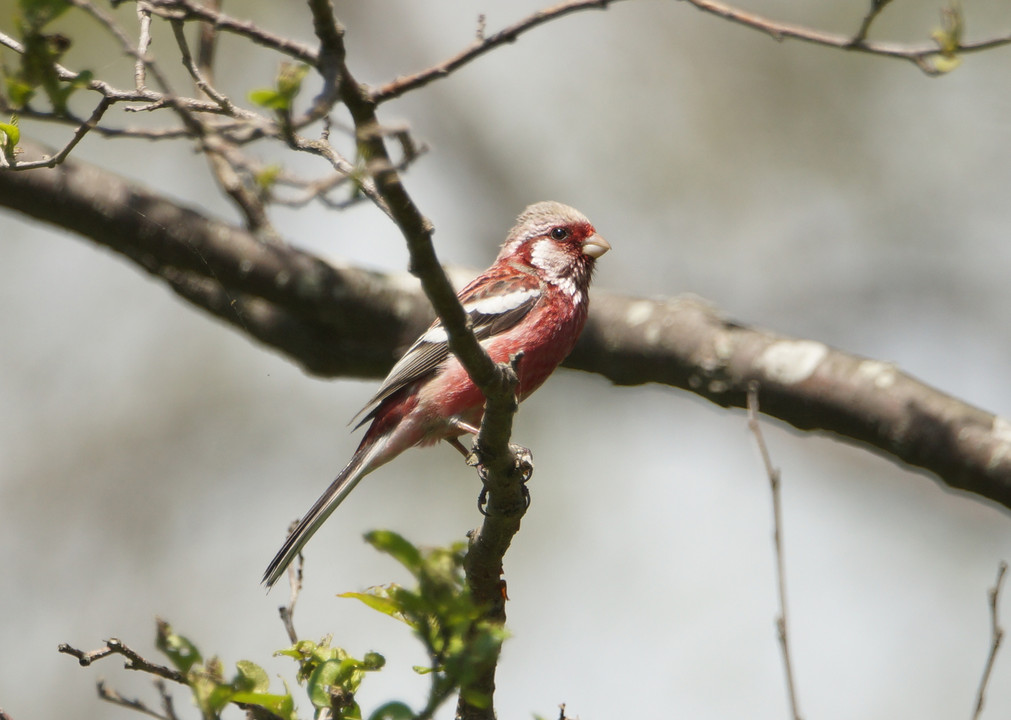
[972,561,1008,720]
[135,2,153,90]
[4,96,113,170]
[373,0,627,103]
[849,0,894,47]
[156,680,180,720]
[168,19,240,115]
[146,0,318,64]
[681,0,1011,75]
[747,383,803,720]
[97,680,173,720]
[59,640,187,685]
[278,533,304,645]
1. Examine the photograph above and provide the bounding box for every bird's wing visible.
[352,271,542,429]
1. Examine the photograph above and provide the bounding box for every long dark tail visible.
[262,444,377,588]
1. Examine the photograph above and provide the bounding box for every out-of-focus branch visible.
[0,140,430,376]
[568,292,1011,507]
[850,0,894,47]
[2,143,1010,513]
[972,561,1008,720]
[369,0,1011,104]
[748,387,803,720]
[680,0,1004,75]
[372,0,628,103]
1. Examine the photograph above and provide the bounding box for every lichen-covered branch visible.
[1,144,1009,514]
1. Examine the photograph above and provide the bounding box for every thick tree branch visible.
[2,144,1010,514]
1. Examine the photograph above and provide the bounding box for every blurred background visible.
[3,0,1011,718]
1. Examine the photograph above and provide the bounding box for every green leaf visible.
[248,88,285,110]
[232,660,270,693]
[248,63,308,112]
[5,78,34,108]
[361,652,385,671]
[275,63,308,99]
[367,701,415,720]
[364,530,423,573]
[190,673,232,719]
[155,620,202,674]
[14,28,83,114]
[929,0,963,73]
[254,164,282,192]
[459,686,492,709]
[0,116,20,160]
[19,0,70,28]
[307,657,348,709]
[70,68,92,89]
[231,691,296,720]
[338,588,412,624]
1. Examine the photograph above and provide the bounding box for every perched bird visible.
[263,201,610,587]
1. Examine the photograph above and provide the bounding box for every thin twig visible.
[849,0,894,47]
[682,0,1011,75]
[155,680,180,720]
[747,382,803,720]
[135,2,153,90]
[373,0,626,103]
[168,19,241,115]
[58,640,187,685]
[146,0,318,64]
[97,680,173,720]
[971,561,1008,720]
[5,97,114,170]
[278,545,304,645]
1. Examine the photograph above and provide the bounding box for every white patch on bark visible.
[987,417,1011,471]
[626,300,654,326]
[756,340,828,384]
[856,360,897,389]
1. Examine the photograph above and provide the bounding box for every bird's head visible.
[497,201,610,296]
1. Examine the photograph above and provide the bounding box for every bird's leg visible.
[447,437,471,458]
[510,443,533,510]
[448,418,533,514]
[447,419,480,461]
[473,442,534,516]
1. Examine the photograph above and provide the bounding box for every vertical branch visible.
[747,382,803,720]
[849,0,894,47]
[195,0,221,74]
[135,2,153,90]
[971,561,1008,720]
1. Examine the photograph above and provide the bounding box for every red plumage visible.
[263,201,610,587]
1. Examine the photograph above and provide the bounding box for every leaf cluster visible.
[156,620,297,720]
[64,532,505,720]
[342,531,508,714]
[2,0,92,113]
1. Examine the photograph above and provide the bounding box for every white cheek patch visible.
[531,239,582,297]
[530,239,566,274]
[464,288,539,315]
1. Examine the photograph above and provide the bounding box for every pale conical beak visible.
[582,233,611,259]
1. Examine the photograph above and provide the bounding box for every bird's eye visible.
[550,226,570,240]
